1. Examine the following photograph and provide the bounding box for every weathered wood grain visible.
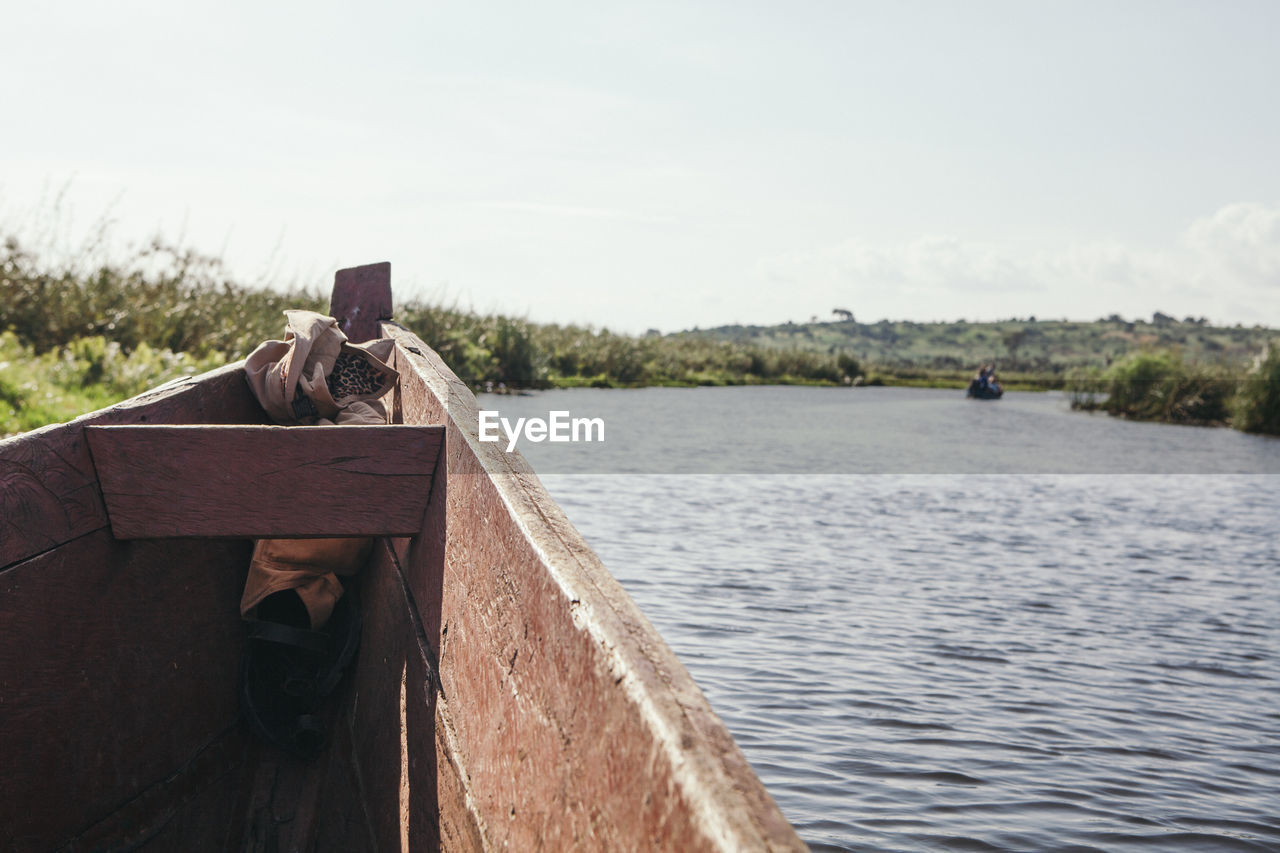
[385,324,806,851]
[86,424,443,539]
[340,536,477,852]
[0,531,250,853]
[373,404,489,851]
[63,726,251,853]
[0,363,267,570]
[237,717,371,853]
[331,261,393,344]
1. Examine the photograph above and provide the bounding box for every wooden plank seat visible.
[86,424,443,539]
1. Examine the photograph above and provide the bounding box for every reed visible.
[1,237,324,358]
[1232,344,1280,435]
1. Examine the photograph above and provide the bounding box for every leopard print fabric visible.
[328,350,386,400]
[288,350,390,420]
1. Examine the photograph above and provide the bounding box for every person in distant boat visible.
[968,364,1002,398]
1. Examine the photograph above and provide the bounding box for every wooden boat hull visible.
[0,265,804,851]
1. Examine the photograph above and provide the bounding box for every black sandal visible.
[239,589,362,759]
[317,586,361,697]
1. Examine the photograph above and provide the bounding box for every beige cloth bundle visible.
[244,310,397,426]
[240,310,399,627]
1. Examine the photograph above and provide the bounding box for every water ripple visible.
[498,388,1280,851]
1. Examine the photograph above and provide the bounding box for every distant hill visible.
[669,314,1276,375]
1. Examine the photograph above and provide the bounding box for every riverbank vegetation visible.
[2,235,1276,436]
[0,330,223,435]
[1065,347,1280,434]
[399,303,864,391]
[1233,346,1280,435]
[0,237,863,435]
[1066,353,1235,425]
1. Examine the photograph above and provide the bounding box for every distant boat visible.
[967,378,1004,399]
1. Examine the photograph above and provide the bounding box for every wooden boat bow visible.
[0,262,805,851]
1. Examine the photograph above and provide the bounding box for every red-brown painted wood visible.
[342,538,447,851]
[239,723,372,853]
[86,424,442,539]
[0,364,268,570]
[65,727,252,852]
[386,326,806,851]
[0,530,251,852]
[1,260,803,851]
[330,262,393,344]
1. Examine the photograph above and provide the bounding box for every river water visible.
[477,387,1280,851]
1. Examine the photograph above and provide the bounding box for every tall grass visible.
[393,304,862,389]
[1,237,324,358]
[1,234,864,434]
[1233,344,1280,435]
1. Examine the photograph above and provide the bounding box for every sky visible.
[2,0,1278,332]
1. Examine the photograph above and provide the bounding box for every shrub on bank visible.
[1102,351,1233,424]
[1233,344,1280,435]
[0,331,222,437]
[1068,350,1255,427]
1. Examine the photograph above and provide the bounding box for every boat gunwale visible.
[384,322,804,851]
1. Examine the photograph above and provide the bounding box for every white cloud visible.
[755,203,1280,325]
[472,201,672,224]
[1185,202,1280,287]
[762,236,1038,297]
